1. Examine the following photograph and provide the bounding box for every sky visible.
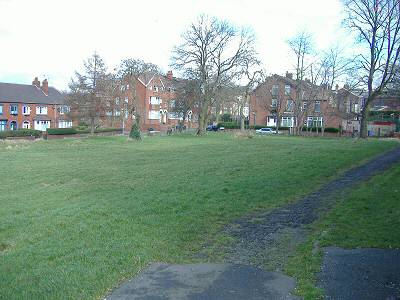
[0,0,353,91]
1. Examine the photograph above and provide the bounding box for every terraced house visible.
[249,72,360,132]
[0,77,72,131]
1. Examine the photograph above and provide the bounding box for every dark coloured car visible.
[206,125,219,131]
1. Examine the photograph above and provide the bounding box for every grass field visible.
[286,160,400,299]
[0,134,397,299]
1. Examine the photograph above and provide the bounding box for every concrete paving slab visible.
[106,263,300,300]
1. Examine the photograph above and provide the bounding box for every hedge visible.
[217,122,291,131]
[301,127,340,133]
[47,128,78,135]
[0,129,42,139]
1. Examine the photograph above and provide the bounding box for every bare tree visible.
[67,52,108,134]
[238,57,264,130]
[171,15,257,134]
[287,31,314,134]
[343,0,400,137]
[172,79,199,130]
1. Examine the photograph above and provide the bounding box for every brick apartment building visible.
[107,71,195,132]
[249,72,361,132]
[0,77,72,131]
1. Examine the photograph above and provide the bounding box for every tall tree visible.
[287,31,314,134]
[68,52,108,134]
[238,57,264,131]
[343,0,400,137]
[172,79,198,130]
[171,15,257,134]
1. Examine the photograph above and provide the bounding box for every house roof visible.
[0,82,65,105]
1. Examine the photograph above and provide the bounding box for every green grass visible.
[286,160,400,300]
[0,134,397,299]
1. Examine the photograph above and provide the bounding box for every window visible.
[148,110,160,119]
[267,116,276,126]
[307,116,323,127]
[0,104,3,115]
[36,106,47,115]
[10,104,18,115]
[284,85,291,96]
[302,101,308,111]
[0,120,6,131]
[59,105,70,115]
[22,105,31,115]
[114,109,121,116]
[281,116,294,127]
[354,103,359,113]
[271,99,277,108]
[34,120,50,131]
[315,101,321,113]
[271,85,279,96]
[153,85,159,92]
[150,96,161,105]
[58,120,72,128]
[169,100,176,108]
[286,100,294,112]
[168,112,180,119]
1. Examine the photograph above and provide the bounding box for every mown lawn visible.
[286,158,400,300]
[0,134,397,299]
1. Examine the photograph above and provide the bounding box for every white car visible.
[256,127,276,134]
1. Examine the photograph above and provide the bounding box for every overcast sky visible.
[0,0,353,90]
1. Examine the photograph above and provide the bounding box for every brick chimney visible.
[285,71,293,79]
[41,79,49,95]
[166,70,173,80]
[32,77,40,88]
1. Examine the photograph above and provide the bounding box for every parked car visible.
[256,127,276,134]
[206,125,219,131]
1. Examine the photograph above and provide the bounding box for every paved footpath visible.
[107,146,400,300]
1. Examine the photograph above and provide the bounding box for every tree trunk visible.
[90,117,95,135]
[197,109,207,135]
[276,115,280,134]
[360,104,370,138]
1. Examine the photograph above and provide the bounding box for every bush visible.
[129,123,141,140]
[47,128,78,135]
[324,127,340,133]
[301,127,340,133]
[217,122,290,131]
[0,129,42,139]
[95,128,122,133]
[217,122,240,129]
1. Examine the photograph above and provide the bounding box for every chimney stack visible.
[41,79,49,95]
[285,71,293,79]
[167,70,173,80]
[32,77,40,88]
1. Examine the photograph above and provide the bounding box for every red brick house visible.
[249,73,357,131]
[0,77,72,131]
[107,71,195,132]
